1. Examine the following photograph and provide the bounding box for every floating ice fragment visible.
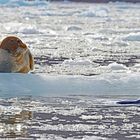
[18,26,41,34]
[63,59,93,66]
[0,0,49,6]
[66,26,82,31]
[78,10,96,17]
[123,33,140,41]
[132,64,140,69]
[80,115,102,120]
[46,134,107,140]
[52,116,59,121]
[3,22,22,32]
[78,7,109,17]
[108,62,128,71]
[3,22,41,34]
[126,135,140,139]
[95,7,109,17]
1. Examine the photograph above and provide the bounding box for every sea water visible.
[0,0,140,139]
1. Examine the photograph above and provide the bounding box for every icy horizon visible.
[50,0,140,3]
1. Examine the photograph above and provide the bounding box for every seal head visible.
[0,36,34,73]
[0,36,27,56]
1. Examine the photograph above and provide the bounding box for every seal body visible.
[0,36,34,73]
[0,49,13,72]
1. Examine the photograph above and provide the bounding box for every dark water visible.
[0,95,139,139]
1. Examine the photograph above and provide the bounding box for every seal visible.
[0,36,34,73]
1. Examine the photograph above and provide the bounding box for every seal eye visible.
[17,39,21,44]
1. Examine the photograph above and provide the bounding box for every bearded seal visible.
[0,36,34,73]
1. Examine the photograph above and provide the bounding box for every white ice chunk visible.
[78,7,109,17]
[123,33,140,41]
[66,26,82,31]
[63,59,93,66]
[108,62,128,71]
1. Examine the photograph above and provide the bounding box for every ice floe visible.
[0,0,49,6]
[108,62,128,71]
[66,26,82,31]
[123,33,140,41]
[0,73,140,97]
[3,22,41,34]
[78,7,109,17]
[62,59,93,66]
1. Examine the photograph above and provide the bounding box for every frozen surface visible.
[0,0,140,139]
[0,1,140,76]
[0,73,140,97]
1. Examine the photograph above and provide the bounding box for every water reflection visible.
[0,109,32,138]
[0,96,139,139]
